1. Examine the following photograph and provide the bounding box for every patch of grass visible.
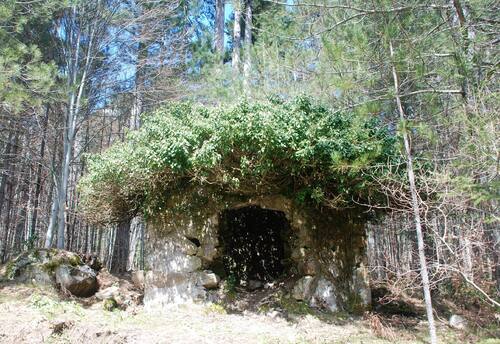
[5,260,17,279]
[204,303,226,315]
[30,293,84,319]
[280,296,314,316]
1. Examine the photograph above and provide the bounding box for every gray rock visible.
[247,280,263,291]
[197,271,220,289]
[310,277,338,312]
[292,276,315,300]
[95,286,119,300]
[55,265,97,297]
[180,237,199,256]
[5,249,83,286]
[449,314,467,330]
[198,243,218,263]
[267,310,281,319]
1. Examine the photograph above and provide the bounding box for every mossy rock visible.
[3,249,83,284]
[103,298,118,311]
[42,251,82,273]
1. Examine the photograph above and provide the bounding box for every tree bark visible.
[215,0,225,56]
[0,131,14,221]
[232,0,242,72]
[111,220,131,274]
[29,106,49,239]
[243,0,253,88]
[389,41,438,344]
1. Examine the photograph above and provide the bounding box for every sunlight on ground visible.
[0,284,491,344]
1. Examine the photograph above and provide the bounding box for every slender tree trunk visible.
[0,131,14,220]
[56,124,74,249]
[451,0,476,105]
[29,106,49,239]
[243,0,252,89]
[54,5,95,249]
[0,132,15,259]
[215,0,225,57]
[45,127,61,248]
[14,178,29,252]
[83,225,89,253]
[45,185,59,248]
[389,41,438,344]
[140,221,145,270]
[232,0,242,72]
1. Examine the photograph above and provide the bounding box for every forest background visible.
[0,1,498,341]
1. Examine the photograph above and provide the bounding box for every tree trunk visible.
[389,41,438,344]
[243,0,252,88]
[232,0,242,72]
[215,0,225,56]
[29,106,49,239]
[0,131,14,221]
[54,4,95,249]
[451,0,476,108]
[111,220,131,274]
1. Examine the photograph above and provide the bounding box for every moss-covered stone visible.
[103,298,118,311]
[3,249,84,286]
[42,252,82,274]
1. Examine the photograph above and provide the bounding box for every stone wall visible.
[143,188,371,312]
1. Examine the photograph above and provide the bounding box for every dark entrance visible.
[217,205,291,283]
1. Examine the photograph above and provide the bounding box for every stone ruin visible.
[144,188,371,313]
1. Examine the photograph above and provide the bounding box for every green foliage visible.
[23,234,39,251]
[30,293,84,319]
[79,96,400,223]
[203,303,227,315]
[225,274,238,295]
[0,0,61,113]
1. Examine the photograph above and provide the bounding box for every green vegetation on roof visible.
[79,96,401,223]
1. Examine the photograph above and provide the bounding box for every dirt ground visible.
[0,283,497,344]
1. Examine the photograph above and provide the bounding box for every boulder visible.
[247,280,264,291]
[4,249,82,285]
[55,265,98,297]
[449,314,467,330]
[95,286,120,300]
[180,237,199,256]
[310,277,338,312]
[196,271,220,289]
[292,276,316,301]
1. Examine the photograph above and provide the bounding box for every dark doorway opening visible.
[217,205,291,283]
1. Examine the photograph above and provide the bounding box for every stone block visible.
[292,276,316,300]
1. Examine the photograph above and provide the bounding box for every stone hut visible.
[143,187,371,313]
[80,98,396,313]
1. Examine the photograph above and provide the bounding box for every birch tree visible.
[45,0,119,248]
[215,0,225,56]
[243,0,253,88]
[232,0,243,72]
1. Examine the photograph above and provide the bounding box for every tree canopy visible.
[79,96,400,222]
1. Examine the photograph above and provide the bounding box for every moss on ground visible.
[103,298,118,311]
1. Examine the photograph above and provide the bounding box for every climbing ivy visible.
[79,96,401,222]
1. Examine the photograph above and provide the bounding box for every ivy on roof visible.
[79,96,401,223]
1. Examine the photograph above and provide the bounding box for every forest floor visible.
[1,282,498,344]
